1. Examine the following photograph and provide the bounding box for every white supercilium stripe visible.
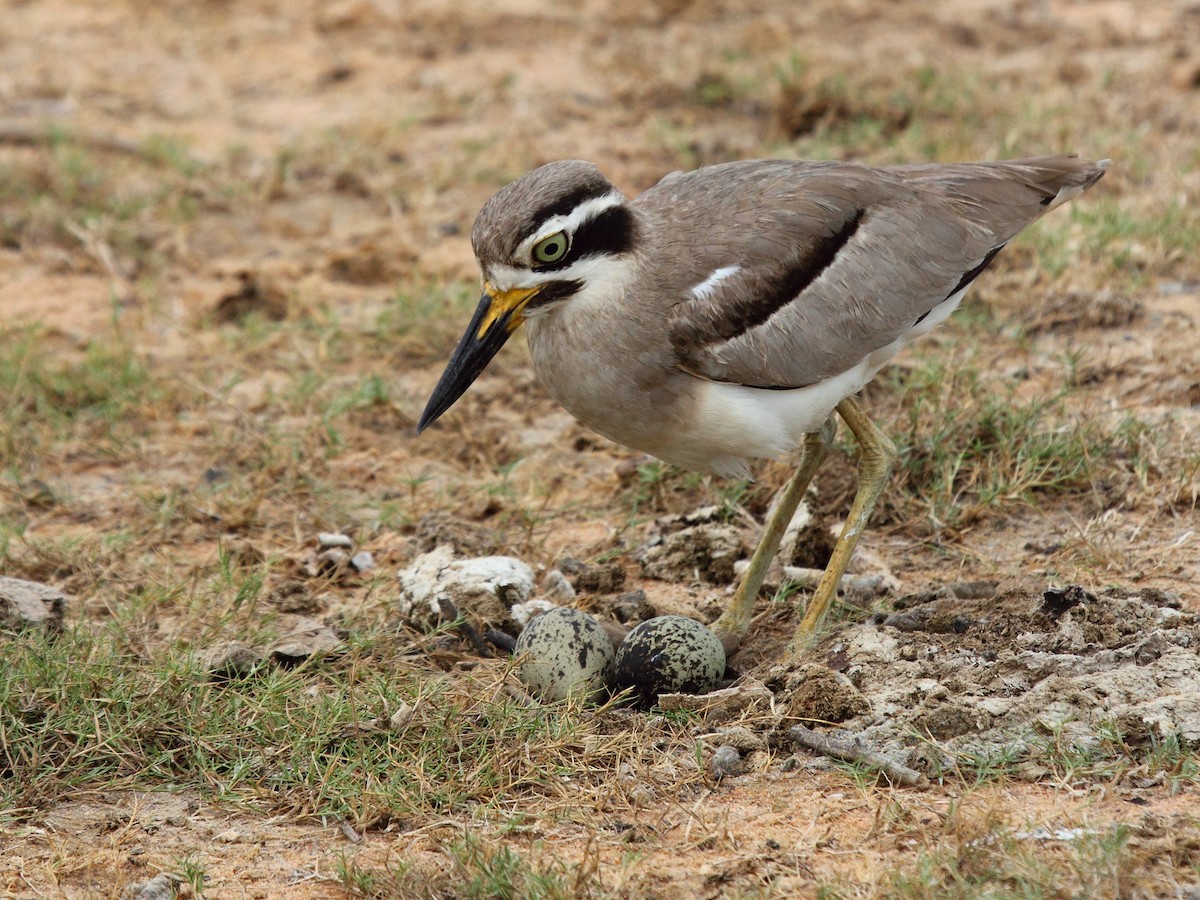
[514,192,627,259]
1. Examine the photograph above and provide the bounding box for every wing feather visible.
[637,156,1106,389]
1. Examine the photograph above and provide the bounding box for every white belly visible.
[659,286,972,478]
[529,274,971,479]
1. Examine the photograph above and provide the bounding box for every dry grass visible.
[1,0,1199,896]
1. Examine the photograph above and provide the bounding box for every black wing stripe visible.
[687,209,864,346]
[944,244,1004,301]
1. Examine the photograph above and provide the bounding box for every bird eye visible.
[532,231,570,265]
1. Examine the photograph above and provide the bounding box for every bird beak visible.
[416,283,539,432]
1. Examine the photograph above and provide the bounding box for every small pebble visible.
[198,640,264,679]
[701,726,766,752]
[711,745,745,778]
[629,784,656,806]
[389,701,415,732]
[318,532,354,549]
[314,548,349,574]
[541,569,576,602]
[612,589,653,623]
[120,874,179,900]
[350,550,375,572]
[271,622,343,664]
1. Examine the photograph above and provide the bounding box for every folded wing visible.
[646,156,1106,389]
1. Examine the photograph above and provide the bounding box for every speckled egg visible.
[615,615,726,705]
[514,607,616,702]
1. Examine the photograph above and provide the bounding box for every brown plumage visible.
[641,157,1107,388]
[425,154,1108,651]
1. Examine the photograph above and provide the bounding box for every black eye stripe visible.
[537,206,636,272]
[527,279,583,309]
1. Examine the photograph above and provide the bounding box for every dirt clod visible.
[1040,583,1095,618]
[198,640,265,679]
[805,584,1200,761]
[558,556,628,594]
[773,663,871,724]
[710,745,745,778]
[636,511,745,585]
[0,576,67,634]
[787,521,838,569]
[270,620,344,665]
[414,511,501,557]
[213,270,288,323]
[608,588,655,624]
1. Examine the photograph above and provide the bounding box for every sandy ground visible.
[1,0,1199,896]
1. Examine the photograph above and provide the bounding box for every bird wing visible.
[640,157,1105,389]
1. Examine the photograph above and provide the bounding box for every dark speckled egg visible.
[615,615,726,705]
[514,607,615,702]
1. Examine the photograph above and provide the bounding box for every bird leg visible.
[711,419,835,652]
[788,395,896,652]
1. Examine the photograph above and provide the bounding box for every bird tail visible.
[1038,156,1110,212]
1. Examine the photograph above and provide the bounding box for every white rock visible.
[0,576,67,631]
[397,545,535,629]
[388,701,415,732]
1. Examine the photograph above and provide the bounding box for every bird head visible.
[417,160,637,432]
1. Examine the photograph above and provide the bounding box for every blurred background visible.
[1,0,1198,896]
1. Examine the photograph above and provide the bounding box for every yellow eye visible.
[532,231,570,265]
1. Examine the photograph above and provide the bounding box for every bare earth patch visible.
[1,0,1198,897]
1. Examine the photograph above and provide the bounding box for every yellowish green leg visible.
[711,420,835,652]
[788,396,896,652]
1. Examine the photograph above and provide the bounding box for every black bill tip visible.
[416,293,516,433]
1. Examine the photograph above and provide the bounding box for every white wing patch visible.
[689,265,742,303]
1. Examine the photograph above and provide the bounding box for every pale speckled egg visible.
[615,615,726,705]
[514,607,616,702]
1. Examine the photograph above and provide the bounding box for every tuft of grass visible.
[39,335,152,416]
[0,129,201,280]
[372,280,481,366]
[886,820,1141,900]
[877,353,1116,535]
[618,461,710,522]
[173,853,208,896]
[924,724,1200,796]
[0,623,706,828]
[0,325,159,467]
[338,833,602,899]
[1035,196,1200,284]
